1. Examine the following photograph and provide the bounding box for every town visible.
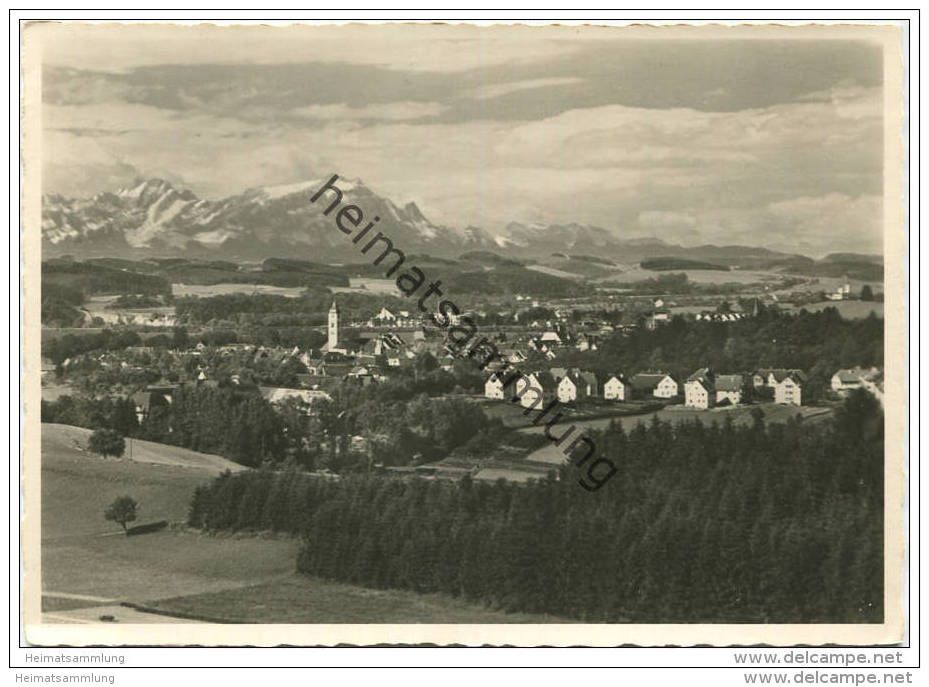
[39,249,887,625]
[41,254,885,487]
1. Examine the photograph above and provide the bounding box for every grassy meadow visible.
[39,423,567,623]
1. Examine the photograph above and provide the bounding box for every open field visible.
[41,423,294,620]
[83,295,175,320]
[525,264,586,280]
[148,574,568,624]
[601,265,785,285]
[43,424,245,483]
[330,277,401,296]
[171,283,306,298]
[40,423,566,623]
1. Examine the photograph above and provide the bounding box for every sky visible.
[35,23,887,256]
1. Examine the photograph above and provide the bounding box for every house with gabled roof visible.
[715,374,746,405]
[631,372,678,399]
[549,367,568,382]
[830,367,881,395]
[513,373,545,410]
[774,372,806,406]
[603,374,632,401]
[753,368,807,389]
[484,372,506,400]
[685,368,715,409]
[557,371,585,403]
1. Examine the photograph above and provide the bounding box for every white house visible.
[513,373,544,409]
[685,368,715,409]
[831,367,881,394]
[825,281,852,301]
[753,369,806,389]
[540,331,563,345]
[774,373,805,406]
[715,374,745,405]
[557,373,586,403]
[631,373,678,399]
[484,373,505,400]
[603,375,632,401]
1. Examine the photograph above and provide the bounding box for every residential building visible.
[557,372,586,403]
[753,368,807,389]
[831,367,882,395]
[630,373,678,399]
[645,310,671,330]
[715,374,746,405]
[685,368,715,409]
[484,373,505,400]
[513,373,545,410]
[774,373,805,406]
[603,374,632,401]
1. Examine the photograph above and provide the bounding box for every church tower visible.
[328,300,341,352]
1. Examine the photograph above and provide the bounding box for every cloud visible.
[291,101,447,121]
[464,77,583,100]
[32,23,585,73]
[765,193,882,255]
[38,32,886,257]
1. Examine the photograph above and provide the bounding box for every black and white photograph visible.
[18,17,909,655]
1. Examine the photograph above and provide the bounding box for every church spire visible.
[327,298,341,352]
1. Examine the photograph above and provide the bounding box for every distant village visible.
[45,286,886,436]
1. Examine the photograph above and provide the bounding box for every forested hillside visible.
[188,391,883,623]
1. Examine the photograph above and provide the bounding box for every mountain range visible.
[41,178,879,269]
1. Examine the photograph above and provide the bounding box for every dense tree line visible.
[43,380,494,470]
[136,385,287,468]
[43,259,172,296]
[42,387,286,468]
[558,307,882,396]
[42,329,143,365]
[450,266,587,298]
[41,395,138,435]
[187,391,883,623]
[640,258,729,271]
[42,282,88,326]
[174,290,405,328]
[312,384,496,467]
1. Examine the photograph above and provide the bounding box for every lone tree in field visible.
[88,429,126,459]
[861,284,874,301]
[104,496,139,534]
